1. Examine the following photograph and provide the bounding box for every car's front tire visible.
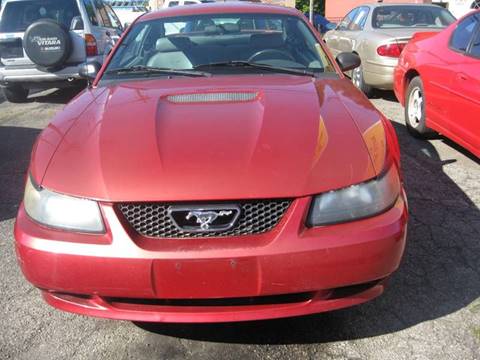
[405,76,434,138]
[3,86,29,103]
[352,64,373,97]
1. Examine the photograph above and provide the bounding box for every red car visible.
[15,3,407,323]
[394,10,480,158]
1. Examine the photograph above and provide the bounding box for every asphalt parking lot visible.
[0,88,479,360]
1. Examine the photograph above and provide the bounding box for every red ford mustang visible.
[15,3,407,323]
[394,10,480,158]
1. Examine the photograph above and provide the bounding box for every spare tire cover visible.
[23,19,72,68]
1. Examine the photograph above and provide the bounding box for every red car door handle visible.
[457,73,468,81]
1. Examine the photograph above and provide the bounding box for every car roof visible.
[139,2,302,22]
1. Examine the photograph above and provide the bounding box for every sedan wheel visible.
[351,65,373,97]
[352,66,362,88]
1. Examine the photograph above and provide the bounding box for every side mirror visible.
[336,52,361,72]
[78,61,102,82]
[70,16,84,31]
[124,22,131,30]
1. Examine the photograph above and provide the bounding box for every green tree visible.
[296,0,325,15]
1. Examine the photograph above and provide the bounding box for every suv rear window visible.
[0,0,81,33]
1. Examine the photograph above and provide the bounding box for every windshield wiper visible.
[105,65,211,77]
[194,61,318,77]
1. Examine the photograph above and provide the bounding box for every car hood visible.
[39,75,386,201]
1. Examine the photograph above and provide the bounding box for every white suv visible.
[0,0,123,102]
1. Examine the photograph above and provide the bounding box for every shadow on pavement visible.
[370,89,398,102]
[0,126,41,221]
[27,87,84,104]
[371,89,478,163]
[135,121,480,345]
[0,87,83,106]
[440,138,480,165]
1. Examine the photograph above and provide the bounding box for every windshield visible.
[0,0,81,33]
[372,6,455,29]
[102,13,335,80]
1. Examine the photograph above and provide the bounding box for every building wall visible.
[325,0,432,22]
[263,0,296,7]
[149,0,161,10]
[437,0,479,18]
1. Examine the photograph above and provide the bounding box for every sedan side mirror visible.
[336,52,361,72]
[78,61,102,83]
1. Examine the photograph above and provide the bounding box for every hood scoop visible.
[166,91,259,104]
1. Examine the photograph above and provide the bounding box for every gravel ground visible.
[0,88,479,360]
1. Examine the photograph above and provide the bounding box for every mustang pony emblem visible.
[186,210,233,230]
[168,205,241,232]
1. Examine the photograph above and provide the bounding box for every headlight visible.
[307,166,401,226]
[24,175,105,233]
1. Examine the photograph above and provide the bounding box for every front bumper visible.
[15,194,408,323]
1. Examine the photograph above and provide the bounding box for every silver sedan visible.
[324,3,455,96]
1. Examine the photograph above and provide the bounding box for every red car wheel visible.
[405,76,434,138]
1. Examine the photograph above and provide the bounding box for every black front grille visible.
[107,292,313,307]
[118,200,292,238]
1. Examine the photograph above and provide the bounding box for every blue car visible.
[304,13,336,34]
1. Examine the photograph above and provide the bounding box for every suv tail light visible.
[377,43,406,58]
[84,34,98,57]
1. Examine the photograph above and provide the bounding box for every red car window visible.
[470,34,480,57]
[450,15,478,53]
